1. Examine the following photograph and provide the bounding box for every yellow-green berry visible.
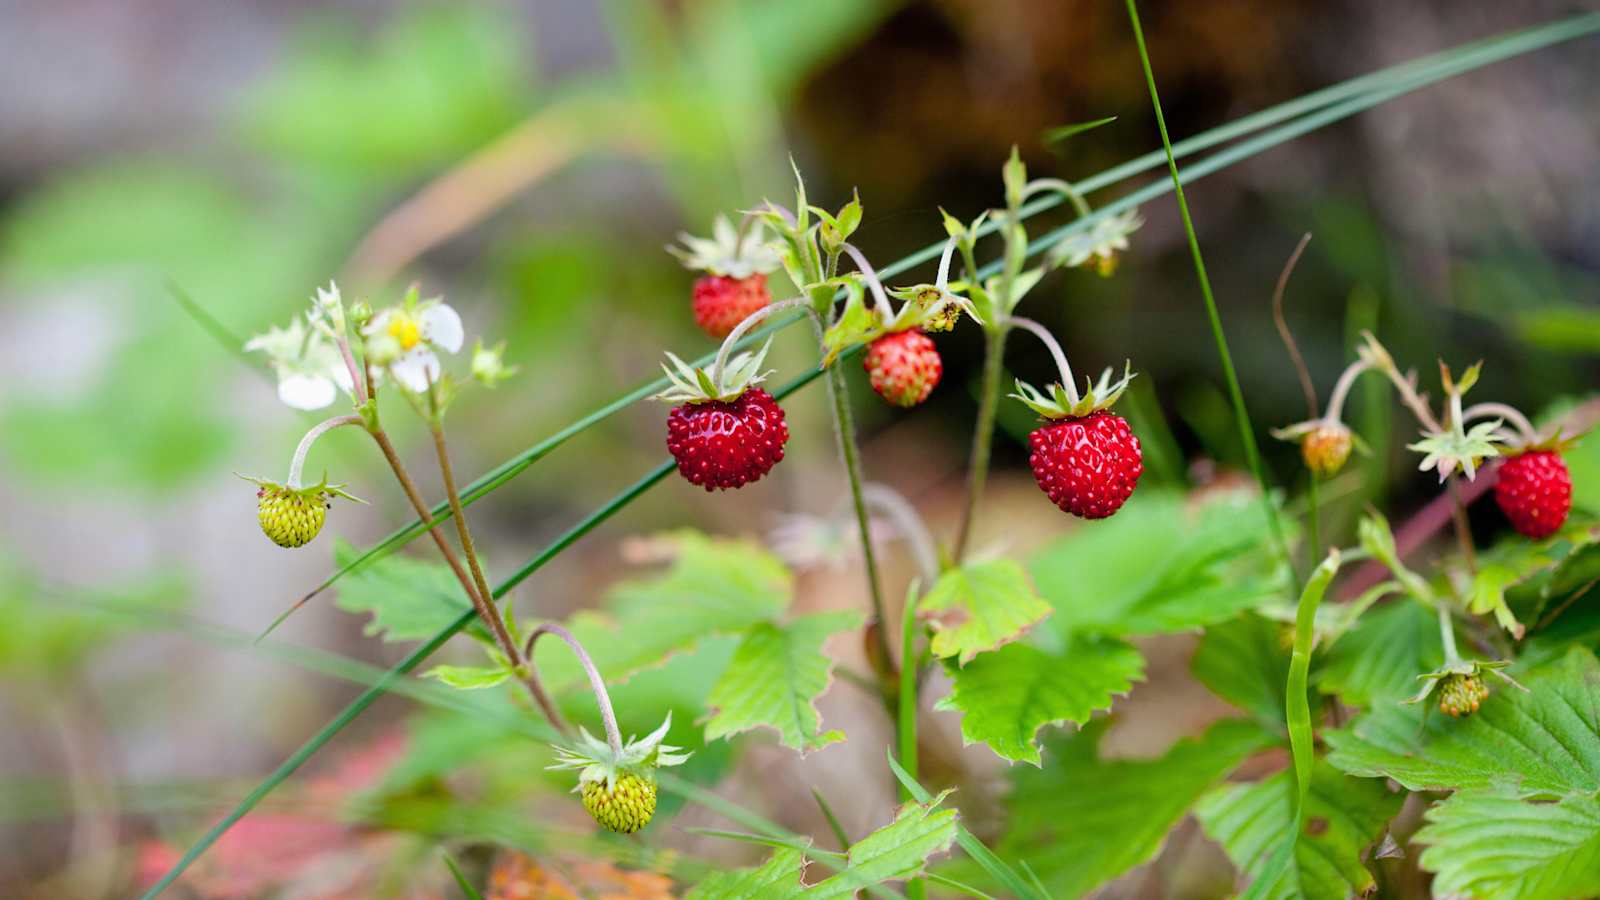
[1302,423,1354,479]
[1438,673,1490,717]
[257,485,329,548]
[581,772,657,834]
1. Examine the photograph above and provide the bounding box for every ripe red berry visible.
[692,274,770,339]
[666,388,789,491]
[1494,449,1572,539]
[864,330,942,408]
[1028,411,1143,519]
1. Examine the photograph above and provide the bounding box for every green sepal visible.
[1008,362,1135,419]
[548,712,692,790]
[653,339,775,404]
[1404,657,1524,707]
[820,278,881,367]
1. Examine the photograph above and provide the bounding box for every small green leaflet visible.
[1416,788,1600,900]
[684,794,958,899]
[1029,491,1285,638]
[332,540,474,642]
[1315,600,1442,706]
[1194,761,1403,900]
[917,558,1051,665]
[936,636,1144,764]
[1327,646,1600,797]
[1191,613,1291,729]
[703,610,864,752]
[964,718,1273,897]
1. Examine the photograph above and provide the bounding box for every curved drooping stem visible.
[1008,315,1076,396]
[1323,358,1375,424]
[1021,177,1093,218]
[333,333,368,404]
[1462,402,1540,445]
[287,415,364,488]
[1375,365,1442,433]
[1270,233,1317,417]
[525,622,621,754]
[841,242,894,319]
[861,483,941,587]
[712,297,819,388]
[1438,603,1462,665]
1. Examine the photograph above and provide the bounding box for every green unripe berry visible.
[581,772,658,834]
[257,485,330,548]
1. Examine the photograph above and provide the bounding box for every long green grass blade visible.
[271,12,1600,628]
[150,14,1600,893]
[442,851,485,900]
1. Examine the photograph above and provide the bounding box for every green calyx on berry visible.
[240,475,362,549]
[668,214,780,280]
[652,339,774,404]
[1010,362,1136,420]
[819,238,980,365]
[1406,658,1525,715]
[548,713,690,834]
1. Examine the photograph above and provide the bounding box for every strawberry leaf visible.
[917,558,1051,665]
[1192,613,1293,729]
[703,610,864,753]
[685,847,808,899]
[1194,760,1403,900]
[332,540,475,642]
[1326,646,1600,797]
[935,636,1144,764]
[1315,599,1443,706]
[1415,788,1600,899]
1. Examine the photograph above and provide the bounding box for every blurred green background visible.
[1,0,1596,896]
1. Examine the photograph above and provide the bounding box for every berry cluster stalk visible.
[953,325,1008,561]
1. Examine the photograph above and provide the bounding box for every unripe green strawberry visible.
[1438,672,1489,717]
[1301,423,1353,478]
[257,484,330,548]
[581,772,658,834]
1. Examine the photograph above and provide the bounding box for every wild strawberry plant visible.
[141,8,1600,899]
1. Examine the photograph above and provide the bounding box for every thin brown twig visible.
[1535,576,1598,634]
[1271,233,1318,418]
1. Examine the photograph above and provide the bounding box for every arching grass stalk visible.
[1123,0,1290,569]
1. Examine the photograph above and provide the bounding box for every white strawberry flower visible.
[306,281,346,334]
[1047,207,1142,273]
[363,298,464,393]
[244,318,356,410]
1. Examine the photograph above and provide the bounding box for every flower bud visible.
[1301,423,1353,478]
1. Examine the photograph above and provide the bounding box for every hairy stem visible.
[525,623,620,753]
[826,363,894,685]
[430,419,564,734]
[287,414,363,488]
[1008,315,1076,395]
[1323,358,1375,423]
[1461,401,1540,445]
[1438,603,1462,665]
[862,484,941,586]
[1447,475,1479,575]
[954,324,1009,561]
[712,297,817,387]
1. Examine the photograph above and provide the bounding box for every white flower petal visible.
[420,304,464,353]
[363,309,394,338]
[278,373,337,410]
[391,349,440,393]
[316,281,341,310]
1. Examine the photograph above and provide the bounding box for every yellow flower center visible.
[387,313,423,350]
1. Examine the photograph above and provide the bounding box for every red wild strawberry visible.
[1494,449,1572,539]
[1028,411,1144,519]
[667,388,789,491]
[692,274,771,339]
[864,329,942,407]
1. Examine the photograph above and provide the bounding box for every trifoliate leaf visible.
[1315,600,1443,706]
[1030,491,1286,638]
[935,636,1143,764]
[332,540,474,642]
[703,610,864,752]
[807,793,958,898]
[1326,646,1600,797]
[1194,761,1403,900]
[1192,613,1294,729]
[685,847,808,899]
[960,718,1272,897]
[917,558,1051,665]
[1415,788,1600,900]
[531,531,792,693]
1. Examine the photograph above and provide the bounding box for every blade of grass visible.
[442,851,485,900]
[1122,0,1289,569]
[151,15,1600,892]
[886,751,1048,900]
[812,787,853,850]
[269,12,1600,626]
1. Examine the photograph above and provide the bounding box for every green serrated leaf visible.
[1030,491,1286,638]
[966,718,1273,897]
[1192,613,1292,729]
[1327,646,1600,797]
[686,847,808,899]
[1195,761,1403,900]
[703,610,864,752]
[918,559,1051,665]
[1315,599,1443,706]
[808,794,959,898]
[1416,788,1600,900]
[423,663,513,690]
[332,540,474,642]
[935,637,1144,764]
[531,531,792,693]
